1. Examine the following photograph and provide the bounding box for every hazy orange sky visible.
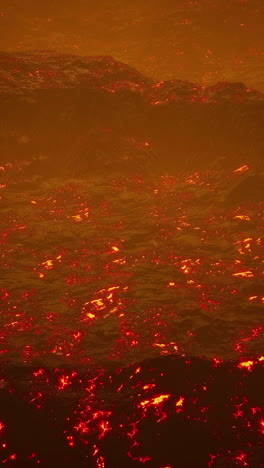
[0,0,263,90]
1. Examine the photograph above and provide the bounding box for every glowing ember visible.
[233,215,251,221]
[235,452,249,466]
[233,165,249,174]
[139,394,170,408]
[232,271,254,278]
[238,360,254,371]
[175,396,185,407]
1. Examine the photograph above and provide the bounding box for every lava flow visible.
[0,158,264,467]
[1,6,264,461]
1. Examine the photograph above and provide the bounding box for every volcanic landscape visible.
[0,51,264,467]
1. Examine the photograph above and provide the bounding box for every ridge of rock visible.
[1,51,264,104]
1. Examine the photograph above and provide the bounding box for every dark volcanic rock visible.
[225,174,264,204]
[1,51,264,176]
[0,50,151,94]
[1,354,264,467]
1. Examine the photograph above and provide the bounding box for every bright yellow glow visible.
[233,165,249,173]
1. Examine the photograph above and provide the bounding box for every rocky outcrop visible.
[1,51,264,176]
[0,50,151,94]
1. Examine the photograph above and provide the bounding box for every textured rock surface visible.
[0,50,151,93]
[225,174,264,204]
[1,51,264,177]
[1,55,264,465]
[1,355,264,467]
